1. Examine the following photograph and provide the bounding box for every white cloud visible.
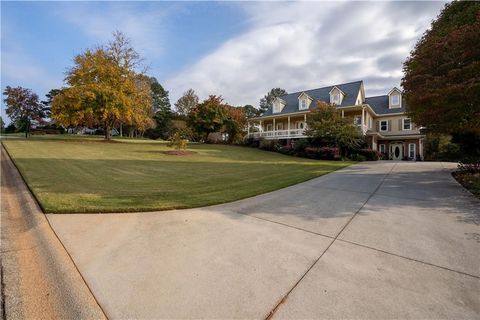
[166,1,445,107]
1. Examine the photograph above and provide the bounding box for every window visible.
[354,115,362,125]
[300,99,307,110]
[409,143,416,159]
[273,102,281,113]
[368,116,372,129]
[379,144,386,154]
[380,120,388,132]
[332,93,339,103]
[266,124,273,132]
[403,118,411,130]
[390,94,400,106]
[276,123,283,131]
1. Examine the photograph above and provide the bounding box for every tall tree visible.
[259,88,287,114]
[306,101,363,154]
[224,105,247,144]
[149,77,173,139]
[41,88,62,118]
[3,86,45,138]
[107,30,143,71]
[402,1,480,136]
[0,116,5,134]
[243,104,260,118]
[187,95,227,141]
[52,46,152,140]
[175,88,199,116]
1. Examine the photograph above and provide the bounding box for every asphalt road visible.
[46,160,480,319]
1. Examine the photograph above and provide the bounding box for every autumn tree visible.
[402,1,480,151]
[41,88,62,118]
[3,86,45,138]
[306,102,363,154]
[175,88,199,116]
[224,105,247,144]
[52,33,152,140]
[187,95,227,142]
[259,88,287,114]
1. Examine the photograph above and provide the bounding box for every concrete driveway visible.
[47,161,480,319]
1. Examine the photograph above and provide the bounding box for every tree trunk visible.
[120,123,123,137]
[105,123,111,140]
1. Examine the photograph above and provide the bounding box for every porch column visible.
[341,110,344,118]
[287,116,291,137]
[361,108,365,128]
[304,114,307,130]
[260,120,263,133]
[273,118,276,137]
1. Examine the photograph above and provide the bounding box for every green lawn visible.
[2,135,353,213]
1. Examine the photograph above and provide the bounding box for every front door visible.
[391,143,403,160]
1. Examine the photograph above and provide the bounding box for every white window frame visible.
[273,102,281,113]
[390,94,400,106]
[409,143,416,159]
[299,99,308,110]
[403,118,412,130]
[276,123,283,131]
[296,121,305,130]
[379,144,386,154]
[266,124,273,131]
[380,120,388,132]
[332,93,339,104]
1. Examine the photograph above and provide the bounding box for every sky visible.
[1,1,446,124]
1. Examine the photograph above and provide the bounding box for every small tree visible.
[187,95,227,142]
[259,88,287,114]
[224,105,247,144]
[306,102,363,155]
[175,88,199,116]
[3,86,45,138]
[0,116,5,134]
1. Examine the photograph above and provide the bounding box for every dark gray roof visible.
[261,80,363,116]
[365,95,407,115]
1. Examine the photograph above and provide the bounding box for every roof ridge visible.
[280,80,364,97]
[365,94,388,99]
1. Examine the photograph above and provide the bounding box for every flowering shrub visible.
[305,147,341,160]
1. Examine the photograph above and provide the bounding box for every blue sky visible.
[1,1,446,124]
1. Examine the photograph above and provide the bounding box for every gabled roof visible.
[388,87,402,95]
[329,86,346,96]
[261,80,363,116]
[365,95,407,115]
[298,92,313,100]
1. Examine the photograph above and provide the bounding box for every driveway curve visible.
[26,161,480,318]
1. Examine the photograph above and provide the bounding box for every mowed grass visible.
[2,135,353,213]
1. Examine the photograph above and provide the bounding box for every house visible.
[247,80,425,160]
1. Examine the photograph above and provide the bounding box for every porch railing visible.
[248,129,307,139]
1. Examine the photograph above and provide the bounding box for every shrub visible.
[350,153,367,162]
[277,144,295,156]
[4,123,16,133]
[292,138,309,156]
[305,147,341,160]
[458,158,480,174]
[355,148,383,161]
[167,132,188,150]
[259,139,281,152]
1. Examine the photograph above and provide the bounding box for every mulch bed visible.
[161,150,197,156]
[452,171,480,198]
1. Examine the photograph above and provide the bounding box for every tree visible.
[224,105,247,144]
[148,77,174,139]
[243,104,260,118]
[402,1,480,137]
[0,116,4,133]
[259,88,287,114]
[3,86,45,138]
[108,30,143,71]
[305,102,363,154]
[41,88,62,118]
[187,95,227,141]
[52,35,152,140]
[175,88,199,116]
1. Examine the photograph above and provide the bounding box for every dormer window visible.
[388,87,402,109]
[298,92,311,110]
[329,86,345,105]
[272,98,286,113]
